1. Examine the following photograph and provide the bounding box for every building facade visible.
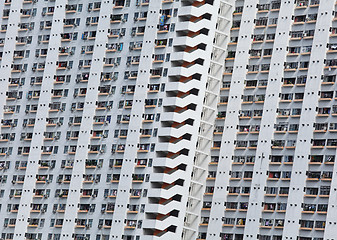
[198,0,337,240]
[0,0,233,240]
[1,0,336,240]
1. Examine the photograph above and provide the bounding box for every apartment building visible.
[0,0,233,240]
[198,0,337,240]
